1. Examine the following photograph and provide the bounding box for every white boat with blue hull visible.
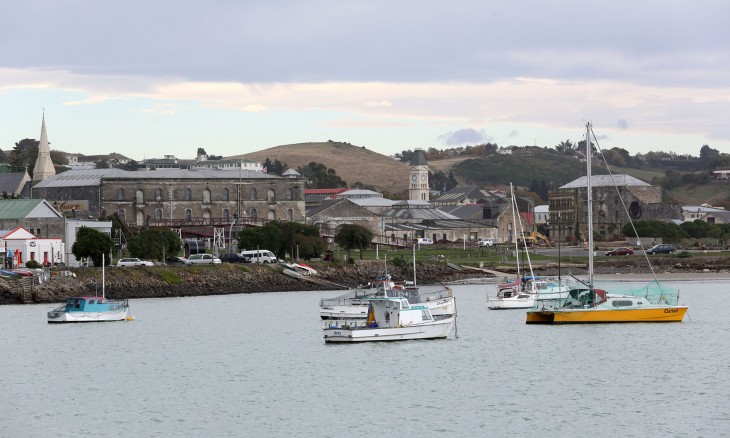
[323,296,456,343]
[47,253,133,323]
[47,296,131,323]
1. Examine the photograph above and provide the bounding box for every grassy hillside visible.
[666,182,730,206]
[233,142,408,195]
[451,149,604,188]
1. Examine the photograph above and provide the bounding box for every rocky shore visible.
[5,254,730,305]
[3,260,483,305]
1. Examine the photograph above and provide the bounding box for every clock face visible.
[412,174,417,181]
[420,174,427,181]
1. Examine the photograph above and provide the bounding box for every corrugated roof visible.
[0,199,44,219]
[32,168,287,188]
[560,174,650,189]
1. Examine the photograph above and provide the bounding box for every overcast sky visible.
[1,0,728,161]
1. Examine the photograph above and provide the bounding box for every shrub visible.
[25,259,42,269]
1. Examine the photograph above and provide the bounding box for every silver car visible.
[116,258,155,267]
[187,254,222,264]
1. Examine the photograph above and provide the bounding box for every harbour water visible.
[1,280,728,437]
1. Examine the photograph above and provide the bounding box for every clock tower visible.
[408,149,429,201]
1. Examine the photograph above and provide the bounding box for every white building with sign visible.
[0,227,64,268]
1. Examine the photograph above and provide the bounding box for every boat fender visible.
[393,285,404,290]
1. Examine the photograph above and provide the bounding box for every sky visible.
[1,1,729,162]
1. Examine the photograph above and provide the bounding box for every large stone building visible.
[31,168,306,226]
[548,174,682,242]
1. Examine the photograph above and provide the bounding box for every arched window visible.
[223,188,229,201]
[185,188,192,201]
[287,188,294,201]
[222,209,229,221]
[155,209,163,220]
[203,210,210,224]
[250,188,257,201]
[267,189,276,203]
[268,209,276,220]
[117,188,125,201]
[185,209,192,221]
[203,189,211,204]
[117,209,126,220]
[286,208,293,221]
[155,188,162,201]
[136,210,145,226]
[250,208,257,220]
[136,189,144,204]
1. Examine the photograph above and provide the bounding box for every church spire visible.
[33,112,56,183]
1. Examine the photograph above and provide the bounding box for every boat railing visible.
[320,297,370,307]
[323,320,370,330]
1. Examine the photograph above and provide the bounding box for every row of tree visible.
[621,219,730,242]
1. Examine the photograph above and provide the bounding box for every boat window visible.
[611,300,634,308]
[89,300,95,304]
[421,310,432,321]
[75,299,81,309]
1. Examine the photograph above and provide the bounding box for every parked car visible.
[116,258,155,267]
[646,244,676,254]
[165,256,191,265]
[416,238,433,245]
[605,247,634,256]
[187,254,222,264]
[218,253,252,264]
[240,250,278,263]
[478,238,496,247]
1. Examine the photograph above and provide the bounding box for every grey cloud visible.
[439,128,491,146]
[617,120,628,130]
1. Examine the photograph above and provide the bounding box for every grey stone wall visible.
[0,218,64,239]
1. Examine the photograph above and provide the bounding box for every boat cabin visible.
[64,297,119,312]
[366,297,434,328]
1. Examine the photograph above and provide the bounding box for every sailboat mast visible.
[412,243,417,288]
[510,183,521,279]
[102,253,106,298]
[586,122,594,287]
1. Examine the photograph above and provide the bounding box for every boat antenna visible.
[412,243,417,288]
[509,183,521,281]
[102,253,106,298]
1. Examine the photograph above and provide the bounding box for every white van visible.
[240,250,278,263]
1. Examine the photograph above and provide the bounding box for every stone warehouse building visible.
[31,168,305,226]
[548,174,682,243]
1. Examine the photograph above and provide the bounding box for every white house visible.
[534,205,549,225]
[0,227,64,268]
[64,219,113,267]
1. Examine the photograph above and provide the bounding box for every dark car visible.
[165,257,191,265]
[646,244,676,254]
[218,253,252,264]
[605,247,634,256]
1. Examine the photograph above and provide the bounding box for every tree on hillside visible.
[118,159,138,171]
[72,227,115,267]
[554,140,576,155]
[621,220,687,241]
[263,157,287,175]
[8,139,39,173]
[127,227,182,261]
[197,147,207,156]
[334,224,373,260]
[430,170,456,193]
[297,162,347,188]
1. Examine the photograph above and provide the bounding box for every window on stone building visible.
[203,210,210,224]
[185,209,192,221]
[136,189,144,204]
[155,209,162,220]
[250,208,257,220]
[223,188,229,201]
[117,209,125,220]
[155,188,162,201]
[268,209,276,220]
[287,208,293,221]
[117,188,125,201]
[251,188,257,201]
[185,188,192,201]
[203,189,211,204]
[223,209,229,221]
[268,189,275,203]
[287,188,293,201]
[136,210,145,226]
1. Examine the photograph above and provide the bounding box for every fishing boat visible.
[323,296,456,343]
[47,254,133,323]
[526,123,688,324]
[319,251,455,319]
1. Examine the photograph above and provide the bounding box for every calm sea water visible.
[1,280,728,437]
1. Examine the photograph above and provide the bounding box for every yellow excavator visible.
[520,231,552,247]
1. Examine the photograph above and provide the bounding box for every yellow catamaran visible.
[526,123,688,324]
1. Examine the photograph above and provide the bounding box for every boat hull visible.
[487,297,534,310]
[47,308,131,323]
[323,318,454,343]
[526,306,688,324]
[320,296,455,320]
